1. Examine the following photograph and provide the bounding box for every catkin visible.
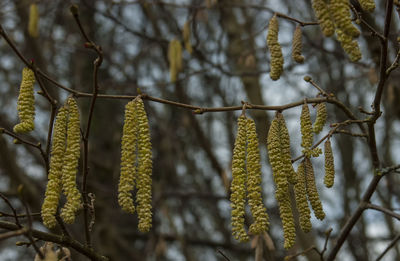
[358,0,375,12]
[313,103,327,134]
[294,161,311,232]
[246,118,269,235]
[136,98,153,232]
[168,39,183,82]
[41,108,67,228]
[60,98,83,224]
[304,158,325,220]
[28,4,39,38]
[331,0,360,38]
[324,139,335,188]
[14,68,35,133]
[311,0,335,37]
[300,104,314,157]
[118,100,138,214]
[336,29,362,62]
[292,25,304,63]
[267,112,296,249]
[183,21,193,54]
[230,115,249,242]
[267,14,284,81]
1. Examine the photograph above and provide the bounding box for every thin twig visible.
[217,249,231,261]
[365,203,400,221]
[0,228,28,241]
[375,234,400,261]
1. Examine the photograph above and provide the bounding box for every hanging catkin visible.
[60,98,83,224]
[136,98,153,232]
[168,39,183,82]
[313,103,327,134]
[292,25,304,63]
[118,100,138,214]
[267,112,296,249]
[311,0,335,37]
[331,0,360,38]
[183,21,193,54]
[41,107,67,228]
[246,118,269,235]
[294,161,312,232]
[230,115,249,242]
[324,139,335,188]
[28,4,39,38]
[358,0,375,12]
[267,14,284,81]
[14,68,35,133]
[304,157,325,220]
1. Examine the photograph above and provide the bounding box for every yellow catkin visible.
[14,68,35,133]
[304,157,325,220]
[267,112,296,249]
[28,4,39,38]
[136,98,153,232]
[60,98,83,224]
[331,0,360,38]
[300,104,314,157]
[183,21,193,54]
[294,161,312,233]
[267,14,284,81]
[358,0,375,12]
[292,25,304,63]
[246,118,269,235]
[118,100,138,214]
[41,108,67,228]
[230,115,249,242]
[311,0,335,37]
[168,39,183,82]
[324,139,335,188]
[313,103,327,134]
[336,29,362,62]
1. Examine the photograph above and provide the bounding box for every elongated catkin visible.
[246,118,269,235]
[41,108,67,228]
[324,139,335,188]
[230,115,249,242]
[292,25,304,63]
[28,4,39,38]
[60,98,83,224]
[267,14,284,81]
[313,103,327,134]
[267,112,296,249]
[136,98,153,232]
[14,68,35,133]
[118,100,138,214]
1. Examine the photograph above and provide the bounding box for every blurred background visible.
[1,0,400,260]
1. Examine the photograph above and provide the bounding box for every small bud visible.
[70,4,79,16]
[303,76,312,82]
[13,139,21,144]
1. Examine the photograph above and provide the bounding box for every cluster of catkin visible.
[263,102,334,249]
[41,97,82,228]
[312,0,376,61]
[231,115,269,242]
[267,15,306,81]
[14,68,36,133]
[118,97,153,232]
